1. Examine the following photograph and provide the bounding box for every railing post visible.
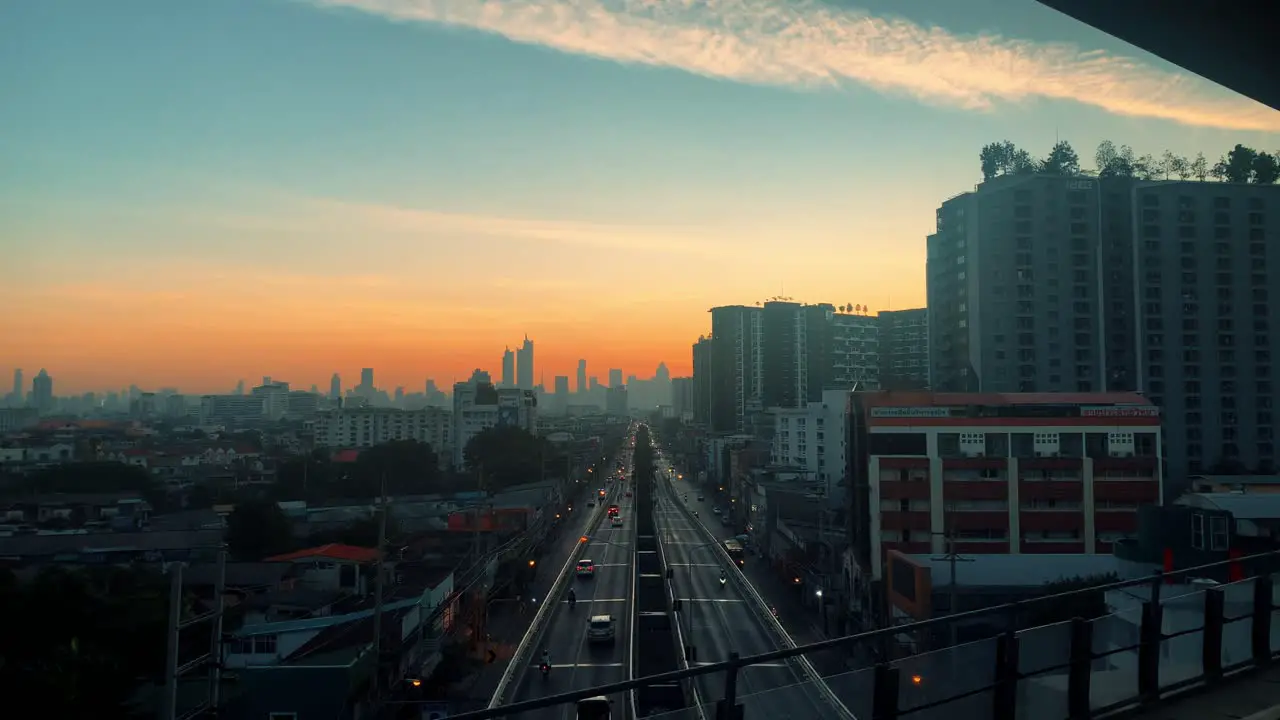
[1202,586,1225,683]
[1067,617,1093,720]
[872,662,900,720]
[715,652,743,720]
[1137,600,1162,703]
[993,628,1019,720]
[1251,572,1273,666]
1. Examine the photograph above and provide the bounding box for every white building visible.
[770,388,849,504]
[310,406,452,462]
[199,394,266,426]
[451,383,538,469]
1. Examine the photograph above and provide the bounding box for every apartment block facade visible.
[850,391,1162,580]
[927,174,1279,486]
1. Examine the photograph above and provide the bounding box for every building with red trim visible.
[852,391,1162,579]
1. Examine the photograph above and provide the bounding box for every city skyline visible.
[5,2,1274,396]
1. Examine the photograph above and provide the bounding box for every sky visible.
[3,0,1278,395]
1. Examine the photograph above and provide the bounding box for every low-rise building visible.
[853,391,1163,580]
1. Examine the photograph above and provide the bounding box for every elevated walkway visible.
[1135,664,1280,720]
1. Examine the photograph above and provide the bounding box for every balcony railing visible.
[425,549,1280,720]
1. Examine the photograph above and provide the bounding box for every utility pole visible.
[930,521,973,650]
[372,473,388,700]
[160,549,227,720]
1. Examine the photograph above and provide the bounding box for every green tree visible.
[1190,152,1210,181]
[1160,150,1190,180]
[464,425,555,491]
[226,499,295,560]
[1094,140,1138,178]
[0,565,171,718]
[1251,151,1279,184]
[272,455,337,501]
[1024,573,1119,627]
[350,440,442,497]
[1041,141,1080,175]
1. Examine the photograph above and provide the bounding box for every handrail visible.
[653,468,708,720]
[487,488,611,709]
[662,471,857,720]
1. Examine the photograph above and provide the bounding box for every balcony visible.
[941,456,1009,470]
[880,511,932,532]
[1018,479,1084,502]
[1019,540,1086,554]
[1095,510,1139,534]
[944,481,1009,501]
[879,481,931,501]
[1094,479,1160,504]
[1019,456,1086,471]
[946,511,1009,532]
[1019,510,1085,533]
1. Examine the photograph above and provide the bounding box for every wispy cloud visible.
[207,194,730,256]
[309,0,1279,132]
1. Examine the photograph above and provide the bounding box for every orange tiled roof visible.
[265,543,378,563]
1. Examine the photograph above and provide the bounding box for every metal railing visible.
[486,485,616,709]
[660,471,856,720]
[445,549,1280,720]
[653,471,707,720]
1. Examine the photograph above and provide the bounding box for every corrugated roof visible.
[1177,493,1280,520]
[265,543,378,563]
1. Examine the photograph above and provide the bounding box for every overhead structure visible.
[1036,0,1279,111]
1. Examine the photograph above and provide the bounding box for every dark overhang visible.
[1036,1,1279,111]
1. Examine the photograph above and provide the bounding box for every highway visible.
[654,460,833,719]
[506,451,638,719]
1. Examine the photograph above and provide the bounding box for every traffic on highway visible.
[653,448,850,720]
[500,424,640,720]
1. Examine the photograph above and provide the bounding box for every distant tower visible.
[576,359,587,394]
[655,362,670,382]
[516,335,535,390]
[31,369,54,414]
[502,347,516,387]
[360,368,374,389]
[329,373,342,400]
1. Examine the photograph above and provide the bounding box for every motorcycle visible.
[568,592,577,610]
[718,575,727,589]
[540,662,551,679]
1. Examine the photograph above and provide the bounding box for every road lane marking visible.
[593,563,630,567]
[534,663,626,669]
[680,598,746,603]
[562,597,628,603]
[693,661,791,668]
[667,563,719,567]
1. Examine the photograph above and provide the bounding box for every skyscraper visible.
[516,335,535,390]
[654,362,670,382]
[608,368,623,388]
[360,368,374,390]
[329,373,342,400]
[31,369,53,414]
[10,368,21,406]
[576,359,587,394]
[502,347,516,387]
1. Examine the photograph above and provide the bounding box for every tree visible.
[1134,153,1160,180]
[350,440,442,497]
[979,140,1038,180]
[464,425,556,492]
[272,455,337,501]
[226,499,295,560]
[1191,152,1210,181]
[1161,151,1191,180]
[1094,140,1138,178]
[1023,573,1119,627]
[1218,144,1258,183]
[1041,141,1080,175]
[0,565,172,718]
[1251,151,1279,184]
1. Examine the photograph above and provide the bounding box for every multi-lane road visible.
[654,452,838,720]
[506,447,638,719]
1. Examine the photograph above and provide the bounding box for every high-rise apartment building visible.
[927,174,1279,486]
[608,368,623,388]
[329,373,342,400]
[577,359,587,394]
[31,369,53,414]
[708,305,764,434]
[502,347,516,388]
[360,368,374,390]
[516,336,534,390]
[692,337,713,427]
[878,309,930,390]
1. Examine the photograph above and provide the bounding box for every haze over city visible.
[5,0,1276,394]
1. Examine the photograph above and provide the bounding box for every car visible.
[697,495,705,501]
[611,516,623,527]
[712,507,722,515]
[625,490,633,497]
[607,504,620,518]
[587,614,616,644]
[576,559,596,578]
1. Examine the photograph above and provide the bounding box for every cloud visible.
[308,0,1279,132]
[207,194,729,256]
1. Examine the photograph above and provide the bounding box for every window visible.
[1210,516,1229,551]
[1191,513,1205,550]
